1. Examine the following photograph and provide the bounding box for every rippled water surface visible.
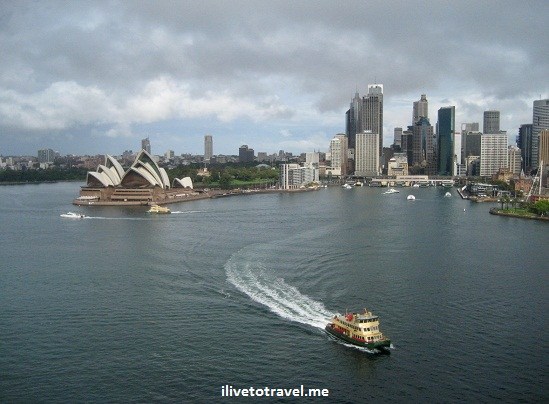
[1,182,547,402]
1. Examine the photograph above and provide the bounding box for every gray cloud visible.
[0,0,547,155]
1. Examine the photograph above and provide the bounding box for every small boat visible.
[444,192,452,197]
[60,212,86,219]
[384,188,399,194]
[325,308,391,352]
[412,184,420,188]
[147,204,171,214]
[407,195,416,201]
[355,182,363,187]
[342,184,353,189]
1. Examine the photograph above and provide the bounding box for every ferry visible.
[325,308,391,352]
[147,204,171,214]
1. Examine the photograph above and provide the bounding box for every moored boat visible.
[325,308,391,352]
[407,195,416,200]
[147,204,171,214]
[384,188,399,194]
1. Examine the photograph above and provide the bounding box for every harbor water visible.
[0,182,547,402]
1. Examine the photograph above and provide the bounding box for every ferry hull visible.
[325,324,391,352]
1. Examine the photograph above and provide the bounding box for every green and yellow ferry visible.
[325,308,391,352]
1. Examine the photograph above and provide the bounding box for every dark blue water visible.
[1,183,547,402]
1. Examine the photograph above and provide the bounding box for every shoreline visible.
[489,208,549,221]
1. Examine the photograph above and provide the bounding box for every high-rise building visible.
[165,150,174,160]
[141,137,151,154]
[345,91,362,149]
[238,145,254,163]
[355,130,380,176]
[411,117,434,171]
[37,149,56,163]
[437,106,455,176]
[465,132,482,157]
[508,146,522,175]
[533,99,549,169]
[413,94,428,124]
[483,110,500,134]
[539,129,549,166]
[204,135,213,162]
[480,133,508,176]
[362,84,384,157]
[517,124,534,173]
[328,134,348,177]
[460,123,480,163]
[393,127,403,149]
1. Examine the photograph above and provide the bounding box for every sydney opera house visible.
[74,150,198,205]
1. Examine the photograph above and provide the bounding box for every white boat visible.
[384,188,399,194]
[60,212,86,219]
[412,184,420,188]
[444,192,452,197]
[342,184,353,189]
[407,195,416,201]
[147,204,171,214]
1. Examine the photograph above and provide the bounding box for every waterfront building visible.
[279,163,317,189]
[362,84,384,157]
[508,145,522,175]
[411,117,435,172]
[413,94,428,124]
[141,137,151,154]
[533,99,549,169]
[355,130,380,176]
[483,110,500,134]
[204,135,213,162]
[327,134,348,177]
[480,132,508,177]
[437,106,455,176]
[517,124,534,173]
[239,145,254,163]
[37,149,56,164]
[387,153,408,176]
[305,152,320,168]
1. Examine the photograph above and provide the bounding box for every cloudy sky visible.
[1,0,547,157]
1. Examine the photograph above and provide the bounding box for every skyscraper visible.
[413,94,428,124]
[362,84,384,157]
[517,124,534,173]
[411,117,434,170]
[393,127,403,149]
[238,145,254,163]
[355,130,380,176]
[480,133,508,176]
[437,106,455,176]
[204,135,213,162]
[329,134,348,177]
[345,91,362,149]
[532,99,549,169]
[483,110,500,134]
[141,137,151,154]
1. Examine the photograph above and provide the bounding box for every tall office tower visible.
[329,134,348,177]
[480,132,508,176]
[401,129,414,168]
[460,123,480,164]
[437,106,455,176]
[413,94,428,124]
[483,110,500,134]
[465,132,482,157]
[411,117,434,170]
[517,124,534,173]
[204,135,213,162]
[539,129,549,166]
[355,130,380,176]
[393,127,403,149]
[508,146,522,175]
[345,91,362,149]
[141,137,151,154]
[453,133,463,176]
[165,150,174,160]
[361,84,384,157]
[532,99,549,169]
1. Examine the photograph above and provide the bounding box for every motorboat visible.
[444,192,452,197]
[60,212,86,219]
[384,188,399,194]
[407,195,416,201]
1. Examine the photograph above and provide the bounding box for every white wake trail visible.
[225,247,333,329]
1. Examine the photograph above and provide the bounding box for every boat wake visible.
[225,245,334,330]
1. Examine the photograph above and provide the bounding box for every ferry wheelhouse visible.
[325,308,391,351]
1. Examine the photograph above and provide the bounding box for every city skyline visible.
[1,1,547,157]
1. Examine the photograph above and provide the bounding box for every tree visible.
[530,200,549,216]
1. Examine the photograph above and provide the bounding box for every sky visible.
[1,0,547,157]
